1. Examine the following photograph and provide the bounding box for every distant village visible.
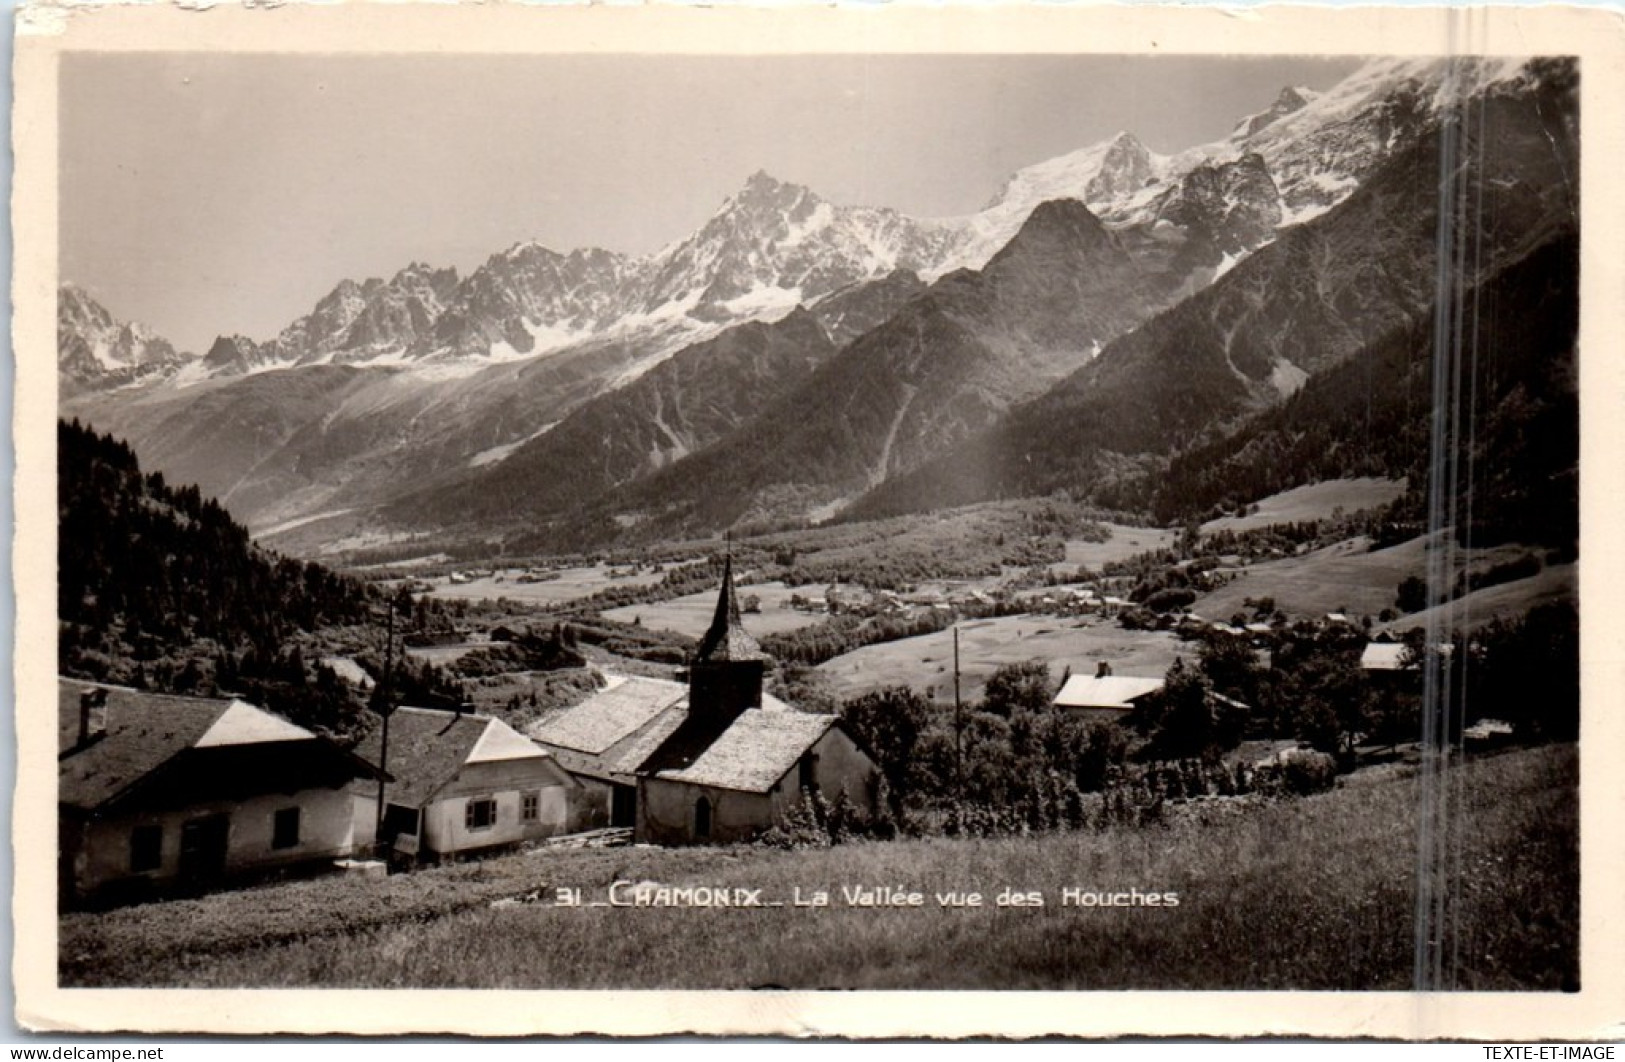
[57,541,1467,911]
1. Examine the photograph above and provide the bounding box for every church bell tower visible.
[687,548,768,727]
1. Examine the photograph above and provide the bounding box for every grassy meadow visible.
[815,615,1184,703]
[421,563,666,606]
[1058,523,1177,569]
[1192,529,1572,625]
[602,580,828,639]
[61,744,1577,991]
[1377,562,1577,635]
[1199,478,1408,535]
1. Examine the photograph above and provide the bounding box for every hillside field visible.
[602,580,827,638]
[1378,563,1577,634]
[1193,532,1565,624]
[1200,478,1408,534]
[1058,523,1177,569]
[815,615,1184,704]
[60,745,1577,992]
[421,563,666,605]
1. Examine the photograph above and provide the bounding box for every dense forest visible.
[1151,229,1579,549]
[57,419,457,736]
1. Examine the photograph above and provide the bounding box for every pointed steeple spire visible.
[695,541,767,664]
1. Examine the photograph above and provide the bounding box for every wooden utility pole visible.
[375,598,396,833]
[953,625,964,810]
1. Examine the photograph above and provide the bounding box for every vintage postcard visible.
[12,0,1625,1040]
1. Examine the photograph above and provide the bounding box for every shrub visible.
[1143,587,1197,613]
[1395,575,1428,613]
[1455,552,1543,597]
[1253,749,1338,797]
[756,794,832,850]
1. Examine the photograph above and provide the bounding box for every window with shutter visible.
[465,797,497,831]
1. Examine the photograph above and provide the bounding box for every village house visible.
[533,556,881,845]
[351,706,577,862]
[527,673,694,830]
[1054,663,1250,729]
[1052,663,1166,723]
[57,679,381,908]
[1359,640,1413,674]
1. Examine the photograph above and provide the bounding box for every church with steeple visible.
[531,551,880,845]
[685,551,771,735]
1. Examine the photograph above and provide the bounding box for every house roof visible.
[532,674,796,784]
[656,709,837,794]
[1053,674,1165,711]
[353,706,553,808]
[1360,642,1413,671]
[694,555,768,664]
[600,707,691,778]
[194,701,314,747]
[530,676,688,755]
[58,679,320,812]
[543,705,691,785]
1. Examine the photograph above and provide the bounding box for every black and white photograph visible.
[14,1,1624,1040]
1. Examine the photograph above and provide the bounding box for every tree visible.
[1144,658,1221,760]
[1396,575,1429,614]
[1074,720,1131,791]
[840,687,936,815]
[1284,652,1370,763]
[1470,601,1578,741]
[1364,681,1420,751]
[1197,635,1266,709]
[980,660,1056,718]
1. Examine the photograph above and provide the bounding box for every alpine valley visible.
[60,56,1578,562]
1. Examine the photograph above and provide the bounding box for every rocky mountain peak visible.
[1151,152,1282,255]
[1234,84,1318,140]
[1086,132,1157,205]
[59,283,114,330]
[1013,197,1113,243]
[201,334,265,376]
[58,284,188,394]
[388,261,460,298]
[728,170,818,216]
[1277,86,1314,111]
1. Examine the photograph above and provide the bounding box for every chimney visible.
[1096,661,1113,678]
[79,688,108,745]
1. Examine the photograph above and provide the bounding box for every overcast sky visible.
[60,53,1364,354]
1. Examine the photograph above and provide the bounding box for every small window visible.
[129,825,162,873]
[272,807,301,850]
[465,797,497,831]
[799,752,819,793]
[521,792,539,822]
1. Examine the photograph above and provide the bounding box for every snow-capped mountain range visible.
[58,54,1567,553]
[66,55,1537,392]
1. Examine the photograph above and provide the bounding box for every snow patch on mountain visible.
[469,423,559,468]
[486,317,593,363]
[720,284,805,320]
[1270,357,1310,398]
